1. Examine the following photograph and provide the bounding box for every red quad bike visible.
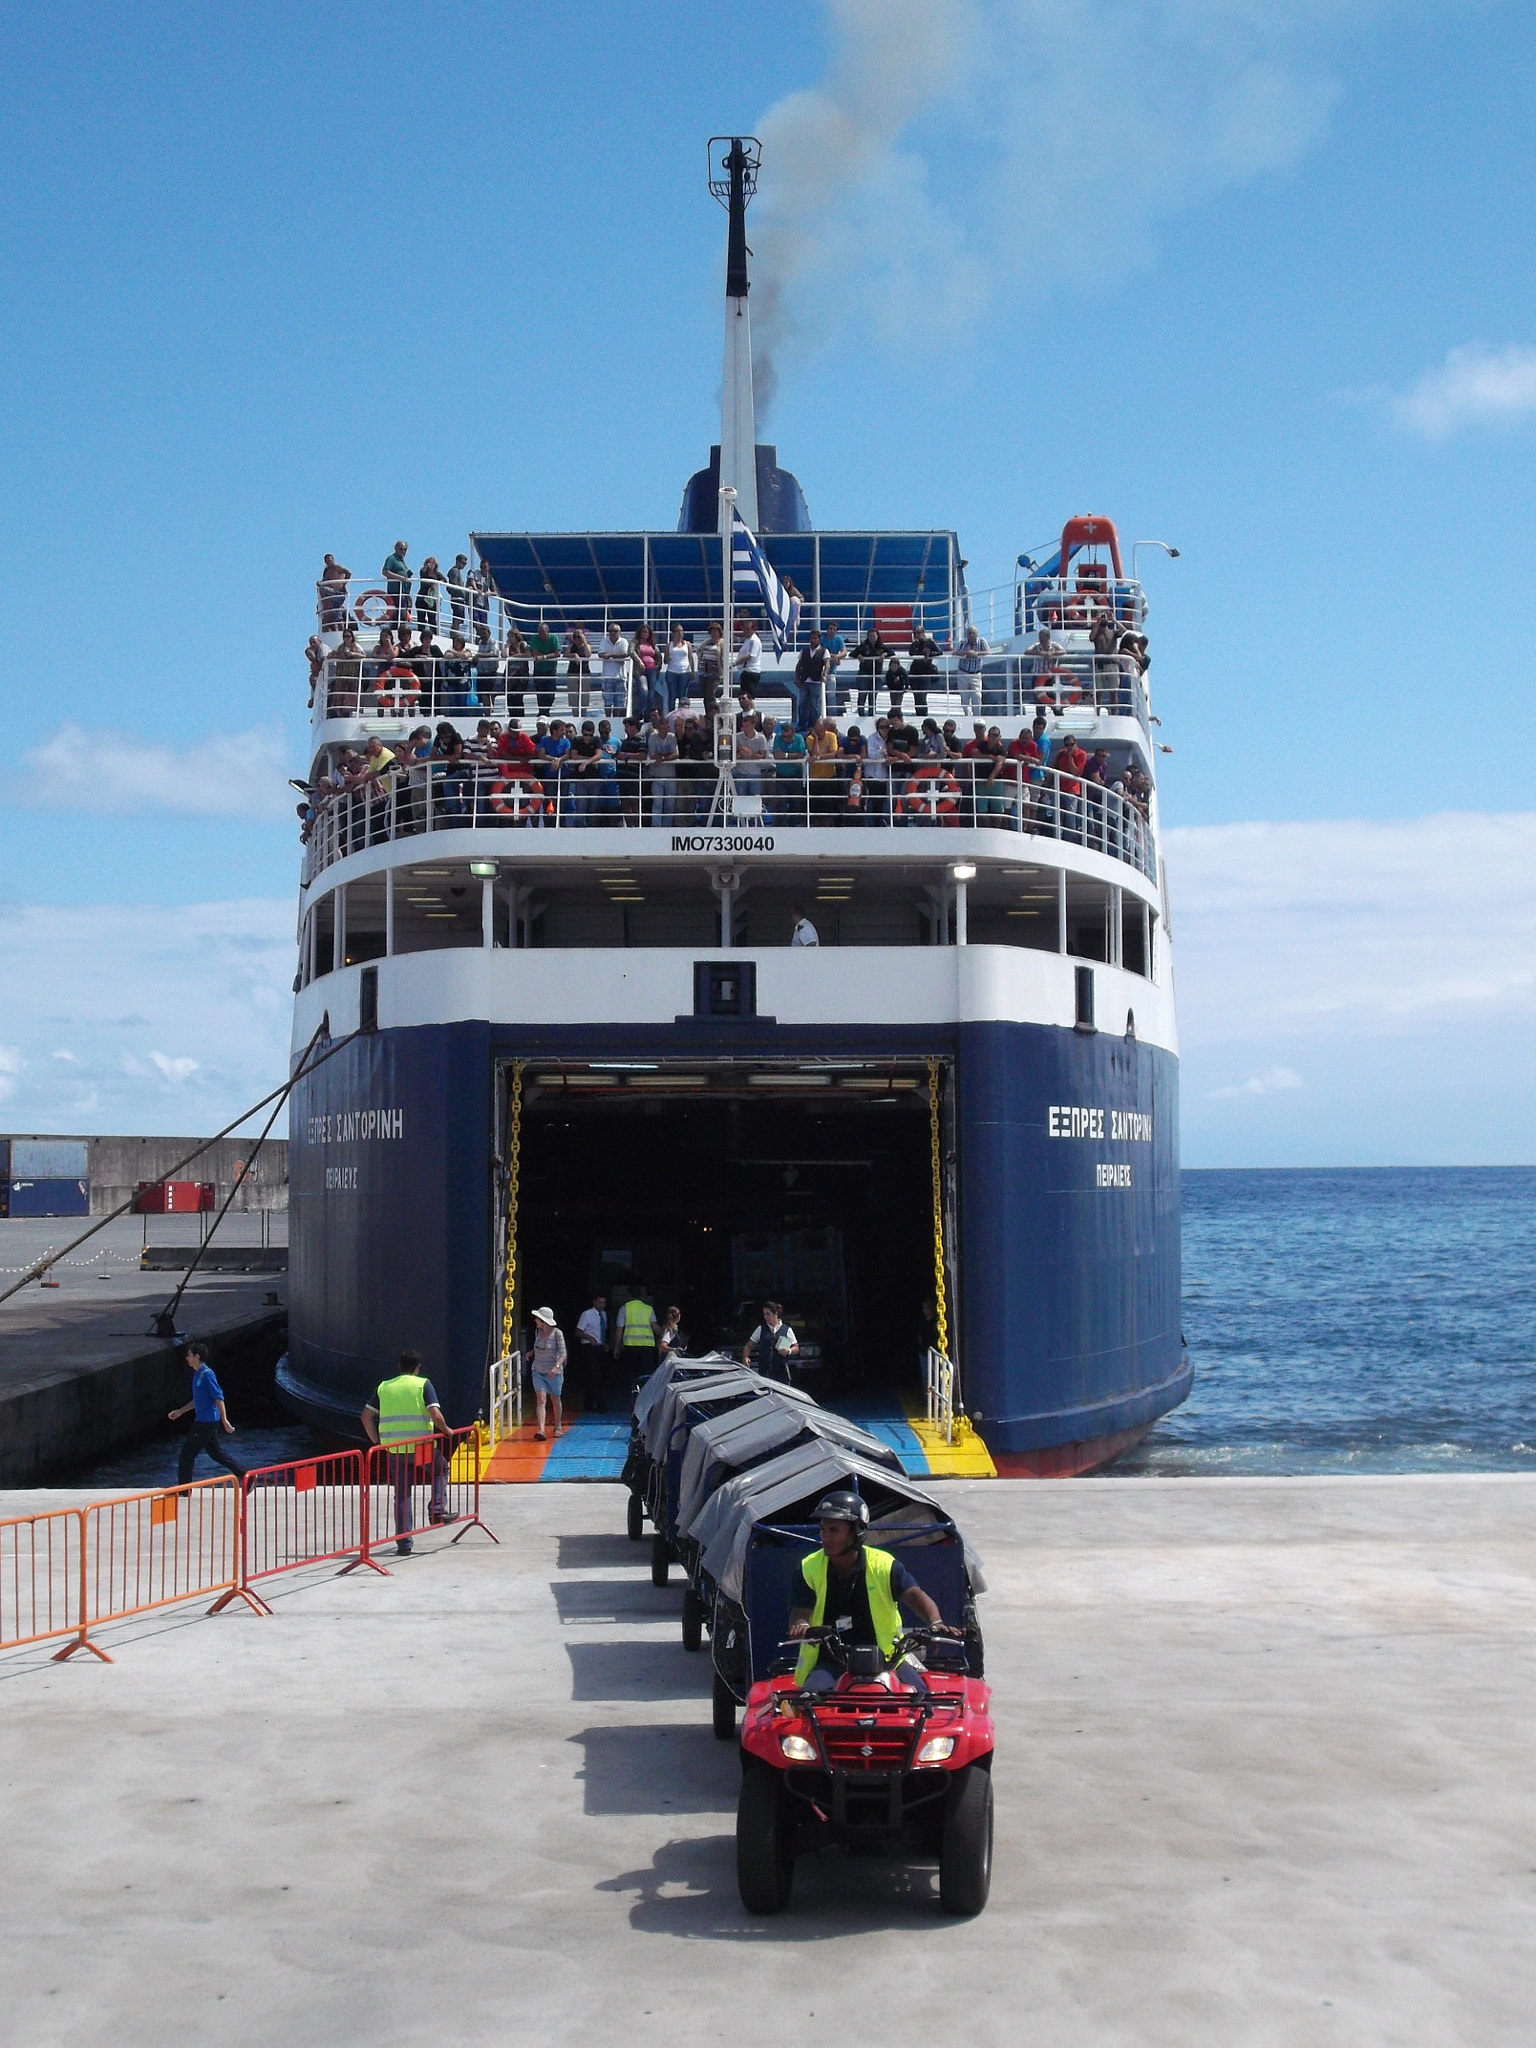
[735,1623,995,1917]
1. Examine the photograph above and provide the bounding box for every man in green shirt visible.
[530,622,562,718]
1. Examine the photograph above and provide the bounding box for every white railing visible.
[309,642,1149,731]
[924,1347,957,1446]
[488,1353,522,1444]
[298,755,1157,887]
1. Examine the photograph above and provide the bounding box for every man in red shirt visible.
[1053,735,1088,845]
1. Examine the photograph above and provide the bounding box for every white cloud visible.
[1208,1066,1304,1100]
[752,0,1382,384]
[1392,342,1536,440]
[1168,811,1536,1163]
[51,1049,80,1063]
[0,900,295,1135]
[148,1052,199,1085]
[16,723,290,820]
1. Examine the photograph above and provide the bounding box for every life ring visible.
[1034,666,1082,709]
[486,773,543,818]
[354,588,392,626]
[373,663,421,714]
[903,765,960,819]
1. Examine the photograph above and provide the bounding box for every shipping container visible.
[134,1180,217,1214]
[8,1178,90,1218]
[11,1139,89,1178]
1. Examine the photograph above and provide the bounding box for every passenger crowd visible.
[298,548,1154,847]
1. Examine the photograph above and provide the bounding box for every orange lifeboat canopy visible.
[1059,515,1123,581]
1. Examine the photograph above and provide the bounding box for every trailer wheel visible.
[681,1587,704,1652]
[650,1534,670,1588]
[712,1670,737,1741]
[736,1763,794,1915]
[939,1764,994,1916]
[626,1491,644,1542]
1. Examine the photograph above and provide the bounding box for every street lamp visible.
[1131,539,1180,582]
[951,863,976,947]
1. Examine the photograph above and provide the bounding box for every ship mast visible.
[709,135,761,533]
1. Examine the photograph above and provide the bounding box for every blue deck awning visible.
[470,530,961,625]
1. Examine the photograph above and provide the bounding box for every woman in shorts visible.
[527,1307,568,1440]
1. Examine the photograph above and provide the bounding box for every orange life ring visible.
[903,765,960,819]
[353,588,392,626]
[486,773,544,818]
[373,663,421,713]
[1034,666,1082,708]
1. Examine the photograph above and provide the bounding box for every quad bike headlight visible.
[779,1733,818,1762]
[916,1734,956,1764]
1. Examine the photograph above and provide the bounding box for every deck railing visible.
[299,757,1156,888]
[311,646,1149,730]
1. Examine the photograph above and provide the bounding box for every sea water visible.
[1119,1167,1536,1477]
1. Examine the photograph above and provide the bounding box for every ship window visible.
[393,864,484,954]
[1065,875,1109,963]
[538,877,719,950]
[311,894,335,980]
[740,884,925,949]
[964,866,1061,954]
[343,876,387,967]
[1120,895,1148,978]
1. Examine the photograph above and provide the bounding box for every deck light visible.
[951,864,976,882]
[468,860,498,879]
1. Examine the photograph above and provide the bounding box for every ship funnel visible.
[708,135,761,532]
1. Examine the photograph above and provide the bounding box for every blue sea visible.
[1118,1167,1536,1476]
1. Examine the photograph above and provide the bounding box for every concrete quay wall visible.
[2,1132,289,1215]
[0,1475,1530,2044]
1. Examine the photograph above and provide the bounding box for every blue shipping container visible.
[11,1139,89,1178]
[8,1178,90,1218]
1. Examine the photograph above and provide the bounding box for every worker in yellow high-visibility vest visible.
[787,1490,956,1693]
[361,1349,457,1556]
[614,1285,659,1390]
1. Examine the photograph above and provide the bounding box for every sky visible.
[0,0,1533,1162]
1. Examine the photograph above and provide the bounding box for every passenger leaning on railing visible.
[645,708,679,826]
[318,553,351,630]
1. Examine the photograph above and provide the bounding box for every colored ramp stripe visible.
[538,1414,631,1482]
[905,1409,996,1478]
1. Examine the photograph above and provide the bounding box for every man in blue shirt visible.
[168,1342,245,1484]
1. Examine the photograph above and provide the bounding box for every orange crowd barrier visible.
[1,1429,496,1665]
[359,1425,496,1568]
[0,1507,86,1660]
[219,1449,371,1615]
[57,1476,242,1662]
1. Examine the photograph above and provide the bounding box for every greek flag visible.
[731,511,800,655]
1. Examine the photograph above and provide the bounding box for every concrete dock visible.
[0,1216,287,1483]
[2,1475,1533,2045]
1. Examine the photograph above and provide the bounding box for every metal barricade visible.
[222,1449,370,1613]
[359,1426,496,1569]
[0,1506,86,1661]
[65,1476,241,1662]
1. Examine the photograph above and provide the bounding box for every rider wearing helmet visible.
[787,1490,954,1692]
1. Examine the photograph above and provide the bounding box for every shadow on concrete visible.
[569,1724,737,1815]
[555,1532,642,1571]
[595,1831,951,1939]
[566,1641,708,1702]
[551,1577,678,1626]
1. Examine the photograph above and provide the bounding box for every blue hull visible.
[282,1019,1187,1464]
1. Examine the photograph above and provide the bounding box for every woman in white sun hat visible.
[526,1307,568,1440]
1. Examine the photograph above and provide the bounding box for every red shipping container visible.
[135,1180,218,1214]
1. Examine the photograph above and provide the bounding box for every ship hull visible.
[281,1006,1186,1466]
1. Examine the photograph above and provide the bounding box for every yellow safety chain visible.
[500,1061,523,1374]
[927,1056,949,1361]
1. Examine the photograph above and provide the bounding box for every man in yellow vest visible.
[614,1284,659,1389]
[788,1490,954,1693]
[361,1349,457,1557]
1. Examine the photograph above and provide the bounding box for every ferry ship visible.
[280,138,1189,1477]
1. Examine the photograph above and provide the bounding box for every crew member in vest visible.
[615,1285,659,1386]
[741,1300,799,1383]
[787,1491,954,1693]
[360,1350,457,1556]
